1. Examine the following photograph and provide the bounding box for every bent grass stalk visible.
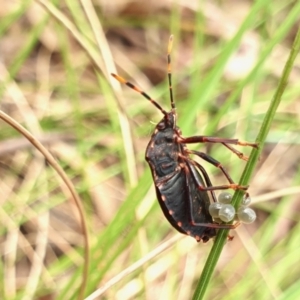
[0,110,90,300]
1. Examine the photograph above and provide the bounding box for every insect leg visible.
[178,136,258,160]
[187,150,248,191]
[179,154,219,201]
[193,162,217,203]
[221,143,249,161]
[193,161,250,201]
[191,222,239,229]
[179,136,258,147]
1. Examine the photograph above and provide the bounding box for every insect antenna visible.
[167,35,176,110]
[111,73,167,115]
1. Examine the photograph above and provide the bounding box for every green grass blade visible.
[192,21,300,300]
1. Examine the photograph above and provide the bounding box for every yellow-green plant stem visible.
[192,26,300,300]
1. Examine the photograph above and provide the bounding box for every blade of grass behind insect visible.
[0,11,50,98]
[56,171,153,299]
[192,23,300,300]
[0,110,90,300]
[65,0,95,42]
[224,145,300,297]
[218,165,300,299]
[0,0,32,37]
[222,206,299,300]
[205,1,300,135]
[38,3,141,297]
[57,25,87,149]
[84,200,160,297]
[274,232,300,300]
[181,0,270,135]
[278,279,300,300]
[218,199,297,299]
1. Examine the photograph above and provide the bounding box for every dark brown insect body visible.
[112,35,258,242]
[145,112,216,241]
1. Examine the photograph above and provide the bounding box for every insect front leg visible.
[178,136,258,161]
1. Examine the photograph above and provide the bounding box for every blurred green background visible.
[0,0,300,299]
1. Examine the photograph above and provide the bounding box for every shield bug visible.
[111,35,258,242]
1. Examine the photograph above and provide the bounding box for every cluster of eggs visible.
[209,192,256,224]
